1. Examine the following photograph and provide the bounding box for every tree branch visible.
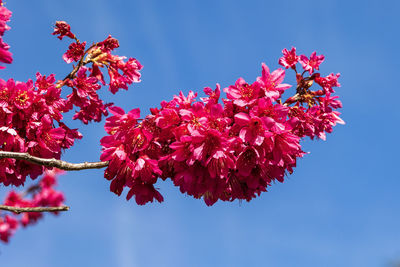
[0,151,109,171]
[0,205,69,214]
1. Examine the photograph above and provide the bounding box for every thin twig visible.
[0,205,69,214]
[0,151,109,171]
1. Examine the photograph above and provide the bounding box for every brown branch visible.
[0,151,109,171]
[0,205,69,214]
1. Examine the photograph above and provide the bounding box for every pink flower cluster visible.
[0,215,17,243]
[64,66,111,124]
[101,48,343,206]
[279,47,344,140]
[0,2,344,244]
[0,1,12,67]
[0,76,82,186]
[55,26,143,124]
[0,169,65,243]
[0,21,143,186]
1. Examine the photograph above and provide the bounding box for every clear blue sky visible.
[1,1,399,266]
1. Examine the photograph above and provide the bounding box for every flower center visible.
[15,91,29,107]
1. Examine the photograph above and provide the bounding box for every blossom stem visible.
[0,151,109,170]
[0,205,69,214]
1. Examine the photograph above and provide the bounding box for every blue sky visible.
[1,0,399,266]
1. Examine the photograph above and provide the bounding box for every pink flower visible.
[191,129,227,163]
[0,5,12,36]
[179,103,208,132]
[288,106,316,138]
[201,84,221,106]
[24,115,67,158]
[169,135,194,162]
[100,106,166,204]
[299,52,325,74]
[234,112,265,146]
[279,47,299,69]
[66,67,110,124]
[98,49,343,206]
[52,21,75,40]
[58,122,82,149]
[132,156,162,184]
[206,150,234,179]
[36,73,68,121]
[250,98,288,123]
[63,41,86,64]
[120,58,142,84]
[0,38,12,66]
[155,108,180,129]
[126,182,163,205]
[237,147,260,177]
[97,35,119,52]
[108,56,143,94]
[224,78,260,107]
[13,80,34,110]
[173,90,197,108]
[315,73,341,94]
[256,63,291,99]
[0,4,12,67]
[0,215,18,242]
[104,106,141,138]
[0,169,66,239]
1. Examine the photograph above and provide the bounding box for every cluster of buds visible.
[101,48,343,206]
[0,169,65,243]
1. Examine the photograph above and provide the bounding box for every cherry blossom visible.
[299,51,325,74]
[0,0,344,244]
[100,49,343,205]
[278,47,299,69]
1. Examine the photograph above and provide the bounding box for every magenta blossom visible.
[256,63,291,99]
[279,47,299,69]
[63,41,86,64]
[0,4,12,67]
[52,21,75,40]
[300,51,325,74]
[99,50,343,206]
